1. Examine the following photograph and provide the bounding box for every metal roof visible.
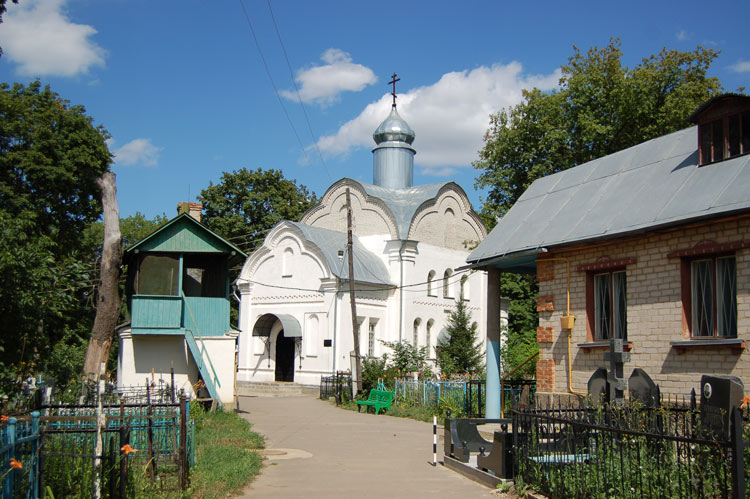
[286,221,393,286]
[357,180,451,239]
[467,126,750,268]
[252,313,302,337]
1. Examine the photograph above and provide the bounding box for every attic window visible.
[690,94,750,166]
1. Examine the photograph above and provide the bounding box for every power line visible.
[265,0,332,183]
[238,0,311,165]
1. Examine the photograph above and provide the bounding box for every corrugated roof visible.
[286,222,393,286]
[467,126,750,266]
[357,180,450,238]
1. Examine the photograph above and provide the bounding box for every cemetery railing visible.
[1,411,41,498]
[320,372,352,404]
[511,400,748,498]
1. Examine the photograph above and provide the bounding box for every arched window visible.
[413,318,421,347]
[305,314,319,357]
[426,319,434,358]
[282,247,293,277]
[460,275,469,301]
[443,269,453,298]
[427,270,436,297]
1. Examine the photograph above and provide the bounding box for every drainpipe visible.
[398,241,407,343]
[332,283,339,374]
[536,257,586,397]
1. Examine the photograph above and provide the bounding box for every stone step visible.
[236,381,318,398]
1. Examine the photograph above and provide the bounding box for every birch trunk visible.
[82,172,123,378]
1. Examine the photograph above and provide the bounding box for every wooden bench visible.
[356,389,394,414]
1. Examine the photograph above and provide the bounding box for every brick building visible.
[466,94,750,402]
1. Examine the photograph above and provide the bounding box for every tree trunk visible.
[82,172,123,378]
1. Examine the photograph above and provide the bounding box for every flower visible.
[9,458,22,470]
[741,396,750,409]
[0,415,7,423]
[120,444,137,455]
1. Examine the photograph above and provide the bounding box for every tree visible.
[474,39,722,217]
[0,0,19,58]
[199,168,317,253]
[0,81,111,392]
[436,300,483,378]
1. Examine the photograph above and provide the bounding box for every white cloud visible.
[0,0,106,77]
[111,138,163,167]
[315,63,561,174]
[280,48,376,105]
[729,60,750,73]
[676,30,689,41]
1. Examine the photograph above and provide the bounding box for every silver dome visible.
[373,107,415,145]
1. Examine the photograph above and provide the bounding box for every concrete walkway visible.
[235,395,498,498]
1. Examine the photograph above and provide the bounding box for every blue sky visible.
[1,0,748,220]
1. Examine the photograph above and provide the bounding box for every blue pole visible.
[485,340,501,418]
[30,411,40,498]
[4,417,16,498]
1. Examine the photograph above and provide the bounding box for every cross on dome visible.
[388,72,400,108]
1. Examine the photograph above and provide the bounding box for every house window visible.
[690,256,737,338]
[427,271,436,297]
[413,318,421,347]
[698,111,750,165]
[443,269,453,299]
[593,271,627,340]
[137,254,179,295]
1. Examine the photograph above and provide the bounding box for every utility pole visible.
[346,188,362,393]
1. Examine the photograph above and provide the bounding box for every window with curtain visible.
[594,271,627,341]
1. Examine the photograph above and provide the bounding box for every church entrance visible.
[275,331,295,382]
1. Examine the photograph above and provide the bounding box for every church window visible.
[426,319,434,358]
[368,320,378,356]
[282,248,293,277]
[413,318,421,347]
[305,314,319,357]
[443,269,453,299]
[460,275,469,301]
[427,271,436,296]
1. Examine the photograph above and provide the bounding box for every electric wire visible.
[265,0,332,183]
[238,0,311,165]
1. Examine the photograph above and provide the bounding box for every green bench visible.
[356,389,394,414]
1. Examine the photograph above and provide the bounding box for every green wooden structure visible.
[124,212,246,404]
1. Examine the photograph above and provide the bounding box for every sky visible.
[1,0,748,220]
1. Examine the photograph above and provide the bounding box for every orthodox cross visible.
[603,338,630,405]
[388,72,400,108]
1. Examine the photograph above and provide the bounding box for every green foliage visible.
[0,81,111,394]
[199,167,317,254]
[500,273,539,378]
[435,300,483,378]
[360,355,390,396]
[380,340,429,377]
[474,39,722,216]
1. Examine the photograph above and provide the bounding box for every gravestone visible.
[628,368,659,408]
[699,375,744,440]
[587,368,609,405]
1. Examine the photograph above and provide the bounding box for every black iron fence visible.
[320,372,353,404]
[511,395,749,498]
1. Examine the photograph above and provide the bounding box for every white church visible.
[236,99,491,387]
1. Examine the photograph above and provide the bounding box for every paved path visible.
[235,395,498,498]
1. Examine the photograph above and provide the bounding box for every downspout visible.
[332,281,339,374]
[536,257,586,397]
[398,241,407,343]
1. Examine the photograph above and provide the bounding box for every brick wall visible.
[536,217,750,398]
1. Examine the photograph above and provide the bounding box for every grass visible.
[337,398,439,422]
[187,407,265,499]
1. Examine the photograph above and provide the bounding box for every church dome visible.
[373,107,415,145]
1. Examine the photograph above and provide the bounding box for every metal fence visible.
[392,379,535,417]
[1,412,41,498]
[320,372,353,404]
[511,395,749,498]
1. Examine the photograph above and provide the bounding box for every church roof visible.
[286,222,393,286]
[357,180,453,239]
[467,126,750,268]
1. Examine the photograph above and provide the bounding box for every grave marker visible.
[603,339,629,405]
[628,368,659,408]
[587,367,609,405]
[699,375,744,440]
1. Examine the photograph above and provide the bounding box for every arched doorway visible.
[275,332,295,382]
